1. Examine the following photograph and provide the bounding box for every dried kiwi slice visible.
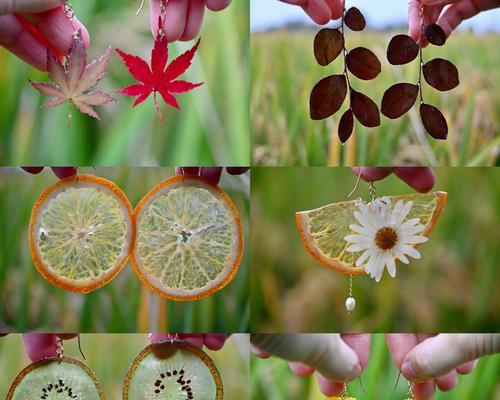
[123,341,223,400]
[7,356,104,400]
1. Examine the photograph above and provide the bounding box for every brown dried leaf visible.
[424,23,446,46]
[420,103,448,139]
[350,89,380,127]
[423,58,459,91]
[387,34,419,65]
[309,75,347,120]
[30,34,115,121]
[314,28,344,66]
[338,109,354,143]
[345,7,366,31]
[346,47,381,80]
[381,83,419,119]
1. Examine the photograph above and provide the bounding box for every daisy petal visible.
[346,242,370,252]
[397,201,413,224]
[355,249,372,267]
[402,244,421,259]
[394,249,410,264]
[402,235,428,244]
[386,254,397,278]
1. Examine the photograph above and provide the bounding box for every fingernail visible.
[401,361,416,379]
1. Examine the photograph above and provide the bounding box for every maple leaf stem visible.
[67,101,72,128]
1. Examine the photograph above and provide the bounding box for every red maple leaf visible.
[115,34,203,121]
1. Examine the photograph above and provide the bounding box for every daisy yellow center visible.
[374,227,398,250]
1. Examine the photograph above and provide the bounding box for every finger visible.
[289,361,315,376]
[205,0,231,12]
[226,167,250,175]
[23,333,58,361]
[200,167,223,184]
[51,167,77,179]
[0,14,53,70]
[177,166,201,175]
[316,373,345,397]
[408,0,423,42]
[412,381,436,400]
[436,370,458,391]
[22,166,44,174]
[251,344,271,359]
[151,0,187,42]
[401,334,500,381]
[437,0,500,38]
[0,0,63,15]
[351,167,394,182]
[303,0,333,25]
[385,333,419,368]
[20,6,90,56]
[250,334,361,381]
[341,334,371,370]
[324,0,343,20]
[204,334,229,350]
[393,167,435,193]
[181,0,205,41]
[456,360,477,375]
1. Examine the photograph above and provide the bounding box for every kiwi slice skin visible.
[123,340,223,400]
[6,355,105,400]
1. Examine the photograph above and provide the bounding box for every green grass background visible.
[251,334,500,400]
[0,333,250,399]
[251,30,499,166]
[0,167,250,332]
[250,167,499,332]
[0,0,249,166]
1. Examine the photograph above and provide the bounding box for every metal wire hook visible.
[347,168,363,198]
[77,334,86,360]
[136,0,145,15]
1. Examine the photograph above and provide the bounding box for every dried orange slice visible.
[123,340,223,400]
[29,174,134,294]
[131,175,244,301]
[7,355,104,400]
[296,192,447,275]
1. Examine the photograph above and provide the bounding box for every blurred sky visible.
[251,0,500,33]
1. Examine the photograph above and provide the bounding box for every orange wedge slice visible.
[29,174,134,294]
[131,175,244,301]
[296,192,447,275]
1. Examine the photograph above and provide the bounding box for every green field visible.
[250,167,499,332]
[0,168,250,332]
[251,334,500,400]
[0,334,250,399]
[0,0,249,165]
[251,30,499,166]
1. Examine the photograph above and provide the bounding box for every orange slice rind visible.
[296,192,447,275]
[29,174,134,294]
[131,175,244,301]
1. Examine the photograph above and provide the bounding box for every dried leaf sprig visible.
[309,1,381,143]
[381,3,459,140]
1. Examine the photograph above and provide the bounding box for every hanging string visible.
[64,1,80,41]
[56,338,64,364]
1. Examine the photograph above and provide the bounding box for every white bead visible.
[345,297,356,312]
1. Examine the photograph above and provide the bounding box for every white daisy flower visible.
[344,197,428,282]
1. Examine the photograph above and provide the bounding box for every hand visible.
[151,0,231,42]
[23,333,78,362]
[0,0,90,71]
[350,167,435,193]
[22,166,78,179]
[408,0,500,44]
[279,0,343,25]
[149,333,229,350]
[176,166,249,185]
[386,334,500,400]
[251,334,371,397]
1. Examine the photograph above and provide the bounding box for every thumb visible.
[401,334,500,381]
[0,0,63,15]
[251,334,361,381]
